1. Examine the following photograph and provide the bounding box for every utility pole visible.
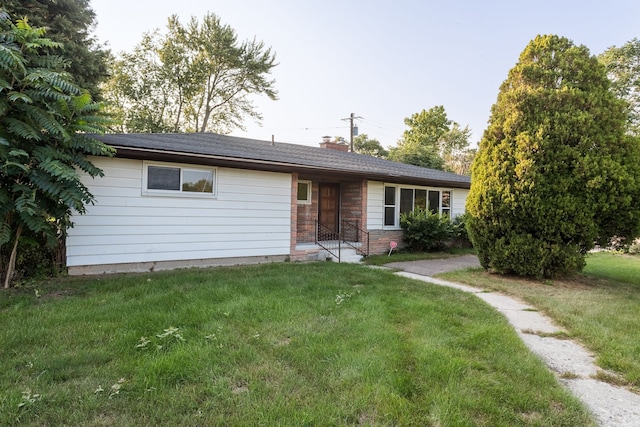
[341,112,362,152]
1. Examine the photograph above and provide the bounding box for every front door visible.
[319,183,339,234]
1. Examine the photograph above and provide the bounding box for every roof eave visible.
[111,146,471,190]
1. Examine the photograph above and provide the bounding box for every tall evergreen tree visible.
[466,35,640,278]
[1,0,109,100]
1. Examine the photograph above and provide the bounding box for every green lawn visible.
[582,252,640,285]
[363,247,475,266]
[0,262,592,426]
[440,252,640,390]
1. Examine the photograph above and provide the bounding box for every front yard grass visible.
[0,262,592,426]
[440,252,640,390]
[363,247,475,266]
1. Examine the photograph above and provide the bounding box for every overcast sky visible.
[90,0,639,148]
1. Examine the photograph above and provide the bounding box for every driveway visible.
[384,254,481,276]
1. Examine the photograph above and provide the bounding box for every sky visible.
[90,0,640,148]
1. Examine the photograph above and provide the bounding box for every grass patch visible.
[440,252,640,389]
[363,247,475,266]
[582,252,639,284]
[593,370,629,387]
[0,262,592,426]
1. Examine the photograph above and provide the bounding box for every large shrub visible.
[466,35,640,278]
[400,209,454,252]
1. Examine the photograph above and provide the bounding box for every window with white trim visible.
[384,185,453,227]
[143,162,216,197]
[384,186,396,226]
[297,180,312,204]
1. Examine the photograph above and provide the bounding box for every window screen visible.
[147,166,180,190]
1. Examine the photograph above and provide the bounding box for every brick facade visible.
[368,229,405,255]
[296,181,318,244]
[339,180,363,224]
[290,176,371,261]
[289,175,407,260]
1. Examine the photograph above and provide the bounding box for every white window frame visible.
[383,184,453,229]
[297,180,312,204]
[142,161,217,198]
[384,185,397,227]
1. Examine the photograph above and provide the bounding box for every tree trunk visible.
[4,224,22,289]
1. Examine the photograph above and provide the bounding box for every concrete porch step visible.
[321,247,363,264]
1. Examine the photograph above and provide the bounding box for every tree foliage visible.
[388,105,473,171]
[1,0,109,100]
[102,13,278,134]
[0,13,113,287]
[598,38,640,136]
[466,34,640,278]
[353,133,388,157]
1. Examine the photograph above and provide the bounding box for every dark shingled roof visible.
[95,132,471,189]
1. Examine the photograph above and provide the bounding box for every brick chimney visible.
[319,135,349,152]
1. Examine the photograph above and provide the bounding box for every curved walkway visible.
[384,256,640,427]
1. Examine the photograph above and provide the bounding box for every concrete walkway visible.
[385,254,481,276]
[385,257,640,427]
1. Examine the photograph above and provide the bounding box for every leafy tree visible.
[388,105,472,171]
[103,13,278,133]
[466,34,640,278]
[101,32,176,133]
[353,133,388,157]
[0,14,113,287]
[598,38,640,136]
[440,123,475,175]
[1,0,109,100]
[446,147,476,176]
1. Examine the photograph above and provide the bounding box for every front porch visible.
[290,175,368,262]
[292,218,370,263]
[289,174,406,262]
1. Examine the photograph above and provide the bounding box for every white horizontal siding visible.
[67,157,292,267]
[451,188,469,217]
[367,181,384,230]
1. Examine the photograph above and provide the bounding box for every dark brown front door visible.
[319,183,339,233]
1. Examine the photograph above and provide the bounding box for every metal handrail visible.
[315,220,370,262]
[315,220,340,261]
[341,219,370,257]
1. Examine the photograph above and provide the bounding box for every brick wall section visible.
[296,181,318,244]
[339,180,363,224]
[290,175,320,261]
[368,229,405,255]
